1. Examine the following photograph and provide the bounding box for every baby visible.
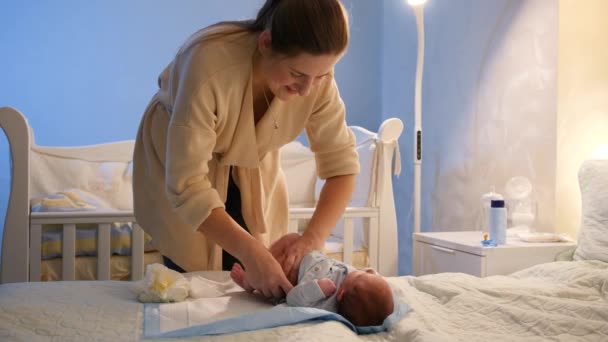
[230,250,394,326]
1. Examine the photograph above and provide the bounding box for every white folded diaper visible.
[137,263,190,303]
[136,263,235,303]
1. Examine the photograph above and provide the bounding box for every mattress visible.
[2,260,606,341]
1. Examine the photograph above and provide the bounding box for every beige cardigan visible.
[133,26,359,272]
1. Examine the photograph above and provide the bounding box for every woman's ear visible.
[258,30,272,55]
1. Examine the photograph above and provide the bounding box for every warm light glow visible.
[407,0,427,6]
[591,144,608,159]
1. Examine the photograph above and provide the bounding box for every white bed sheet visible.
[1,261,606,341]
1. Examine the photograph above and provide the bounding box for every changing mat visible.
[144,299,408,337]
[143,275,409,338]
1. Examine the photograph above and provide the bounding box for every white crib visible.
[0,106,403,283]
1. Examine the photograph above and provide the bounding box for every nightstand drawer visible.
[415,241,484,277]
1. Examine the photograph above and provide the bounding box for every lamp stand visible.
[413,5,425,234]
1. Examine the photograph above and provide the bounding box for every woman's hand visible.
[270,233,322,284]
[197,208,293,300]
[272,175,355,284]
[240,242,294,299]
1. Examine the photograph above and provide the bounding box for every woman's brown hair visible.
[250,0,349,56]
[198,0,349,57]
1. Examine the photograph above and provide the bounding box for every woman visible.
[133,0,359,300]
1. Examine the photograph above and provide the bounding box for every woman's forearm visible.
[303,174,356,248]
[197,207,264,263]
[199,207,294,297]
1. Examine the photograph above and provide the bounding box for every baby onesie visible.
[285,250,354,312]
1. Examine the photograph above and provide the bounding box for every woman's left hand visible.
[270,233,321,285]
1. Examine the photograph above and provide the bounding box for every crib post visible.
[0,107,31,284]
[97,223,112,280]
[368,216,379,270]
[62,224,76,280]
[342,218,354,265]
[288,218,299,234]
[131,224,145,280]
[29,224,42,282]
[376,118,403,277]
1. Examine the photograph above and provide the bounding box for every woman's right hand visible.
[196,208,293,299]
[240,242,293,299]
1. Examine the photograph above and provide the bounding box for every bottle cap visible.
[481,189,503,207]
[491,199,505,208]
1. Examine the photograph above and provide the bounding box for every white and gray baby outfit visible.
[285,250,354,312]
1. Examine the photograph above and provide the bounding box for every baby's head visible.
[336,268,394,326]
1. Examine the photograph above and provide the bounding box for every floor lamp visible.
[408,0,427,234]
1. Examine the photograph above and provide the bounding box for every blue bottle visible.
[489,199,507,245]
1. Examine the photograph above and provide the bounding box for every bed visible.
[0,260,606,341]
[0,106,403,283]
[2,106,608,341]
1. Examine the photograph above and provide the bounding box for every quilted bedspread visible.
[0,261,606,341]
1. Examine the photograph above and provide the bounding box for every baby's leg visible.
[230,263,254,292]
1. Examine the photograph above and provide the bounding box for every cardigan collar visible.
[218,49,284,169]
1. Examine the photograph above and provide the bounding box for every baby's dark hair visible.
[338,281,394,326]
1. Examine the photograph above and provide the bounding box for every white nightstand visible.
[413,231,577,277]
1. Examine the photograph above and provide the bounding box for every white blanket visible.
[0,262,607,341]
[389,260,608,341]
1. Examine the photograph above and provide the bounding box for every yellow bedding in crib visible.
[32,189,156,259]
[40,252,163,281]
[40,223,155,259]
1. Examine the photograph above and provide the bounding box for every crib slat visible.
[97,223,111,280]
[343,218,354,265]
[288,219,298,234]
[62,224,76,281]
[29,224,42,282]
[131,223,145,281]
[368,216,379,270]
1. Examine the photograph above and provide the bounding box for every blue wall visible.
[0,1,383,262]
[2,0,550,276]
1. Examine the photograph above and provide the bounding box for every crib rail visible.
[288,207,380,269]
[29,211,144,282]
[27,207,379,282]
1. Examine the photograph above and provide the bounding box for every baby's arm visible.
[286,278,336,307]
[316,278,336,297]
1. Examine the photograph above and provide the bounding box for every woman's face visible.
[258,31,342,101]
[265,52,340,101]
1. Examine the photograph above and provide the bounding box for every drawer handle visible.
[430,245,455,254]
